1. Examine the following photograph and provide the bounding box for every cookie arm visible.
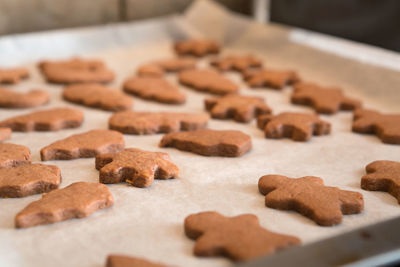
[338,190,364,215]
[258,175,288,195]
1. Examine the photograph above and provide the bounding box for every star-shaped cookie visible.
[243,68,299,89]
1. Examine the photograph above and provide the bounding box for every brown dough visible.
[0,67,29,84]
[39,58,115,84]
[257,112,331,141]
[361,160,400,203]
[159,129,252,157]
[41,129,125,161]
[184,211,301,261]
[109,111,209,135]
[174,39,220,57]
[291,82,362,114]
[179,69,239,95]
[258,175,364,226]
[96,148,179,188]
[205,94,271,122]
[106,255,168,267]
[123,76,186,104]
[0,107,84,131]
[352,109,400,144]
[137,57,196,77]
[0,143,31,168]
[63,83,133,111]
[0,163,61,198]
[0,88,49,108]
[15,182,114,228]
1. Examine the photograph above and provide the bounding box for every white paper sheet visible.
[0,1,399,266]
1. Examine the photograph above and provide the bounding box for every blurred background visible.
[0,0,399,51]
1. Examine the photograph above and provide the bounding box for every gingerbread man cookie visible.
[361,160,400,203]
[0,67,29,84]
[0,143,31,168]
[0,107,83,131]
[243,68,299,89]
[0,127,11,142]
[205,94,271,122]
[123,76,186,104]
[96,148,179,187]
[258,175,364,226]
[179,69,239,95]
[0,164,61,198]
[257,112,331,141]
[210,55,262,72]
[137,57,196,77]
[0,88,49,108]
[352,109,400,144]
[106,255,168,267]
[184,211,300,261]
[63,84,133,111]
[39,58,115,84]
[109,111,209,135]
[291,82,362,114]
[15,182,114,228]
[174,39,220,57]
[41,129,125,161]
[159,129,252,157]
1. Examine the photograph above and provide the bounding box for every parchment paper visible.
[0,1,399,266]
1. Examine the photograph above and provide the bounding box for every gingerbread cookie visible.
[159,129,252,157]
[211,55,262,72]
[123,76,186,104]
[258,175,364,226]
[0,127,11,142]
[291,82,362,114]
[137,57,196,77]
[0,164,61,198]
[352,109,400,144]
[184,211,300,261]
[15,182,114,228]
[179,69,239,95]
[361,160,400,203]
[0,88,49,108]
[106,255,167,267]
[96,148,178,187]
[63,84,133,111]
[205,94,271,122]
[174,39,220,57]
[39,58,115,84]
[0,67,29,84]
[257,112,331,141]
[0,143,31,168]
[243,68,299,89]
[0,107,83,131]
[109,111,208,135]
[41,129,124,161]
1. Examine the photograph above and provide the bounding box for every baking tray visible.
[0,1,399,266]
